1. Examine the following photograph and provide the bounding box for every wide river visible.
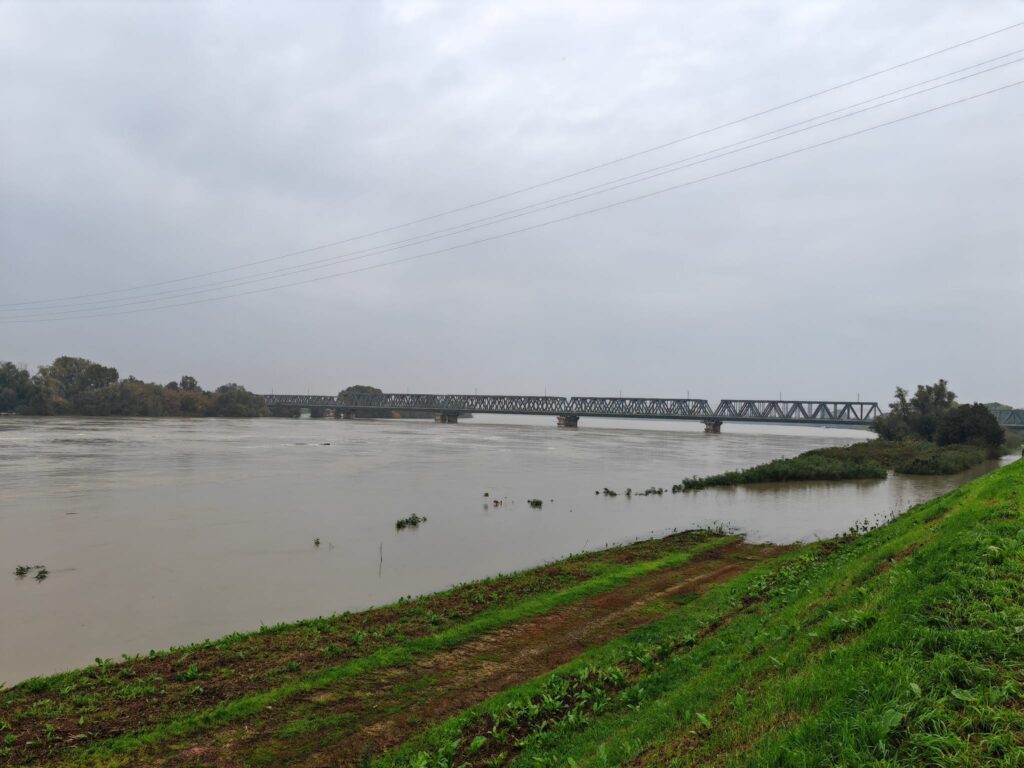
[0,415,1009,685]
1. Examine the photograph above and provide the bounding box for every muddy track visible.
[156,542,787,767]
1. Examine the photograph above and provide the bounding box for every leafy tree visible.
[2,357,267,418]
[208,384,267,417]
[36,356,119,399]
[339,385,383,401]
[935,403,1004,458]
[872,380,958,442]
[0,362,37,413]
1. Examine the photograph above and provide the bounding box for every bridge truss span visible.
[565,397,713,419]
[712,400,883,424]
[260,392,882,430]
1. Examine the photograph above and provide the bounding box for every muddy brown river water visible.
[0,415,1010,685]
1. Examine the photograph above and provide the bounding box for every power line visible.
[5,53,1021,317]
[5,79,1020,324]
[3,20,1021,310]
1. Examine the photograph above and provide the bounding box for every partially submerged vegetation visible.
[675,450,888,491]
[395,513,427,530]
[674,440,991,491]
[12,565,48,581]
[2,461,1019,766]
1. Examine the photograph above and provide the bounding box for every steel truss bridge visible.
[259,393,886,431]
[991,408,1024,432]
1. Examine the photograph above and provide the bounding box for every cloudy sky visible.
[2,0,1022,405]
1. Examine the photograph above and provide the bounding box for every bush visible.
[675,454,887,491]
[891,444,986,475]
[675,438,992,491]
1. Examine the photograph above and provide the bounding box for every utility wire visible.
[5,54,1021,317]
[3,20,1021,309]
[4,79,1020,324]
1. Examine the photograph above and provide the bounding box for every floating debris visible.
[313,538,320,547]
[14,564,49,580]
[527,499,543,509]
[395,513,427,530]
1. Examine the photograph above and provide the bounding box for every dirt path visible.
[157,542,787,767]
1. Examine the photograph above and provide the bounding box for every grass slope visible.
[390,459,1022,767]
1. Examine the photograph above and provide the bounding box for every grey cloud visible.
[1,0,1021,405]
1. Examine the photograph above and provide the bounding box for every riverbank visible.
[2,459,1020,766]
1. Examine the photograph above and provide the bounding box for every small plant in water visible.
[14,565,49,581]
[396,513,427,530]
[527,499,543,509]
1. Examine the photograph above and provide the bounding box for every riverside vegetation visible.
[0,358,265,417]
[1,460,1021,766]
[676,380,1019,491]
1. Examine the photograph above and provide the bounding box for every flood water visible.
[0,415,1010,685]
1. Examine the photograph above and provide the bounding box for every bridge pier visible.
[703,419,723,434]
[557,415,579,428]
[434,412,460,424]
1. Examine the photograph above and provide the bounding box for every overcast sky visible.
[1,0,1022,405]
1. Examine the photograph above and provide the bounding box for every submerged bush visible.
[675,438,991,491]
[395,514,427,530]
[677,455,887,491]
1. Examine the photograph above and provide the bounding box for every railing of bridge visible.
[260,393,882,425]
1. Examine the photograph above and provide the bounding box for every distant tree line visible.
[0,357,266,417]
[872,379,1008,458]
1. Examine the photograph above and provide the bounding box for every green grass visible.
[676,439,990,490]
[384,458,1022,767]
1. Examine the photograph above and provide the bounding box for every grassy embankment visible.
[1,460,1021,766]
[675,439,994,491]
